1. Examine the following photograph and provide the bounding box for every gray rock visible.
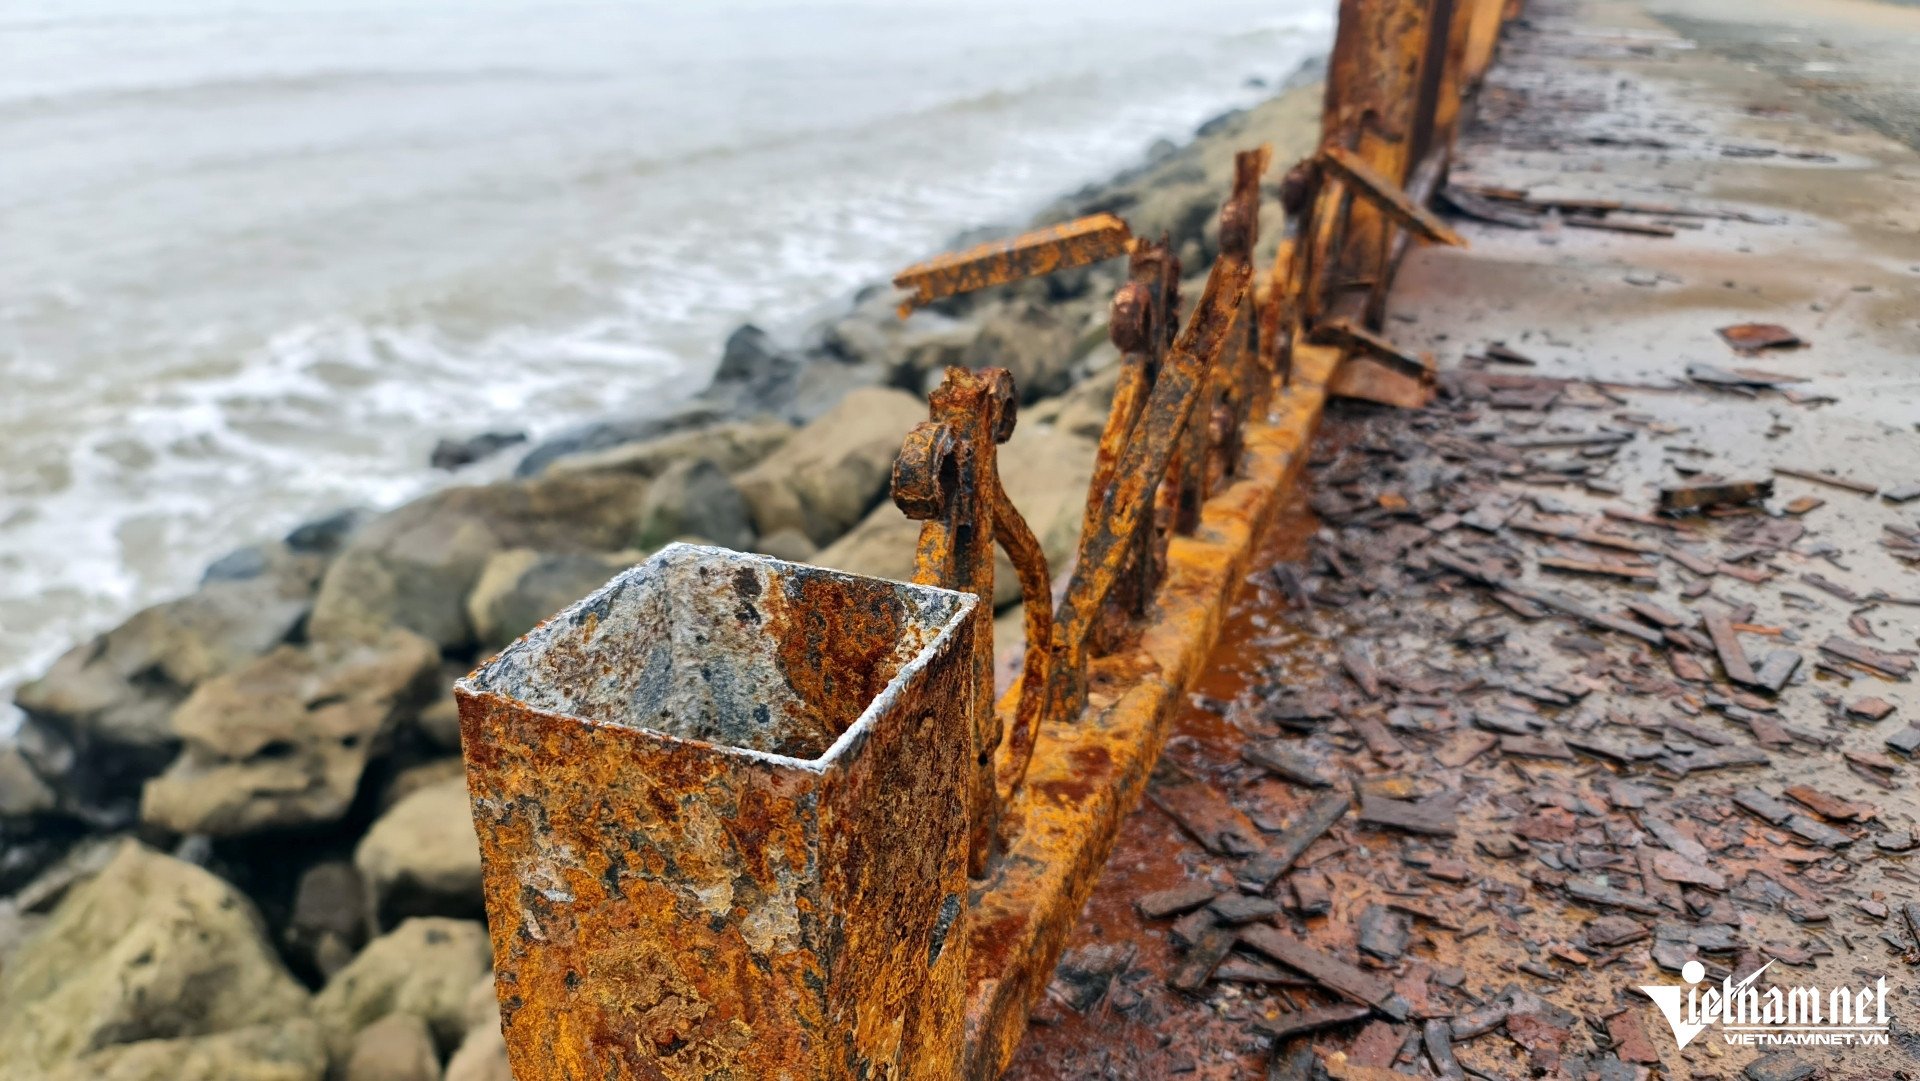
[343,1013,441,1081]
[513,403,720,478]
[0,740,56,818]
[16,567,321,791]
[40,1019,328,1081]
[465,549,640,654]
[442,1025,508,1081]
[378,758,466,814]
[141,629,440,837]
[0,841,310,1074]
[285,508,370,555]
[430,431,525,471]
[7,834,121,914]
[286,861,367,980]
[753,527,819,564]
[308,474,651,650]
[355,777,482,929]
[713,323,792,385]
[961,297,1086,403]
[314,917,492,1059]
[414,695,462,752]
[636,458,753,550]
[202,544,272,583]
[542,418,790,480]
[732,386,926,546]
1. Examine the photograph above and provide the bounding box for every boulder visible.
[285,861,368,980]
[443,1025,508,1081]
[355,777,482,929]
[753,527,818,564]
[141,629,440,837]
[430,431,526,472]
[635,458,754,550]
[1035,350,1122,440]
[378,757,466,813]
[465,549,640,654]
[732,386,926,546]
[0,841,309,1074]
[308,474,651,650]
[542,418,790,480]
[314,918,492,1059]
[0,740,56,818]
[513,403,721,478]
[962,297,1087,403]
[698,323,803,418]
[285,508,370,556]
[438,974,506,1081]
[815,423,1098,609]
[15,568,319,788]
[414,695,462,752]
[343,1013,440,1081]
[40,1019,328,1081]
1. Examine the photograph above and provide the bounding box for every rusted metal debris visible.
[1658,477,1773,514]
[1717,322,1803,351]
[891,213,1133,315]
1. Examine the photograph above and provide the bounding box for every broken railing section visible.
[885,149,1274,866]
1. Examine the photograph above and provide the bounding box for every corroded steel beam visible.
[896,368,1006,875]
[1319,145,1466,247]
[892,214,1134,315]
[457,547,977,1081]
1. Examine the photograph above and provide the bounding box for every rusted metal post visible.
[893,368,1007,876]
[457,545,977,1080]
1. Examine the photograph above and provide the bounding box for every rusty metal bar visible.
[891,213,1133,315]
[1318,144,1466,247]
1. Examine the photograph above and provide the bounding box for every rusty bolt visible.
[983,368,1019,444]
[1109,282,1151,354]
[893,420,957,520]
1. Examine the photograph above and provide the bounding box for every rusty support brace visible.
[1319,144,1466,247]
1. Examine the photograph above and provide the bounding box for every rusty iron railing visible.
[457,1,1518,1077]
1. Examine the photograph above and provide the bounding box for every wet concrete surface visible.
[1003,1,1920,1078]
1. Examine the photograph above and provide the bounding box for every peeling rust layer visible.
[457,546,977,1081]
[962,344,1344,1080]
[891,214,1133,315]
